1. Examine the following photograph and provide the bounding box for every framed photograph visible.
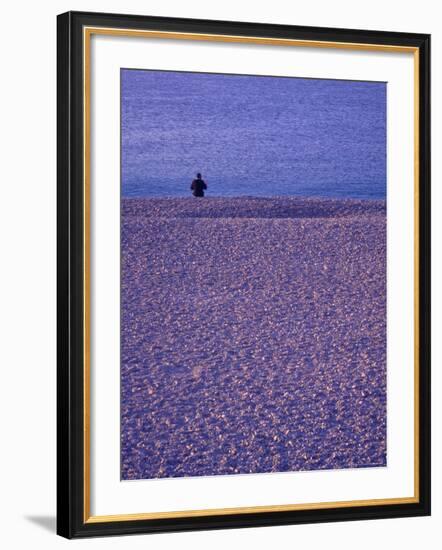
[57,11,431,538]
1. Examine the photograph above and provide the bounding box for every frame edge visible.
[57,10,72,539]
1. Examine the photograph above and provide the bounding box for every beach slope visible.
[121,197,386,480]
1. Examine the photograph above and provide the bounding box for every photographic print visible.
[120,68,387,481]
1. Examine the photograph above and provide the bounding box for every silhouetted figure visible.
[191,173,207,197]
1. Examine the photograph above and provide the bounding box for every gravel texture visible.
[121,197,386,480]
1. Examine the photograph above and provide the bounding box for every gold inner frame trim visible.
[83,26,420,523]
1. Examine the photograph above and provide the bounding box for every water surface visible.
[121,70,386,199]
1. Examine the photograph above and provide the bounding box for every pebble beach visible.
[121,196,387,480]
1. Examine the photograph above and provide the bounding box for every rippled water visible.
[121,69,386,199]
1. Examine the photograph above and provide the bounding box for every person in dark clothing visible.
[190,173,207,197]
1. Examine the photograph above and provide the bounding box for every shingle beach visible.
[121,197,386,480]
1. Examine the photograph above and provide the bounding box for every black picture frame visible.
[57,10,431,539]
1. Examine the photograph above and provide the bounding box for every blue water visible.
[121,70,386,199]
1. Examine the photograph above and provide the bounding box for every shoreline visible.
[122,195,386,220]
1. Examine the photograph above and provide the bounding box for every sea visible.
[121,69,386,200]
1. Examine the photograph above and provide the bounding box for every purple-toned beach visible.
[121,197,386,480]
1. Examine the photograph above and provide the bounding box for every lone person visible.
[190,173,207,197]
